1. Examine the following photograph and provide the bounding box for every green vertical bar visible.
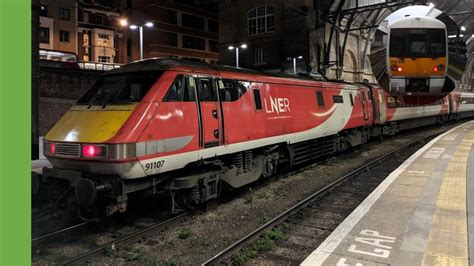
[0,0,31,264]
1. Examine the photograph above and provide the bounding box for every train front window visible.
[427,29,446,57]
[409,31,427,57]
[77,72,161,105]
[389,29,445,58]
[389,29,407,58]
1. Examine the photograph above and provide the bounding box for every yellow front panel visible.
[389,57,446,76]
[45,104,137,143]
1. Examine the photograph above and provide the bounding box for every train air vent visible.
[55,143,81,157]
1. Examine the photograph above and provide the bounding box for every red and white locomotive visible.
[38,59,474,218]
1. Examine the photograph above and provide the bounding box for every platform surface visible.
[302,121,474,266]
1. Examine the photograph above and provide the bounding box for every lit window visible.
[248,6,274,35]
[98,56,110,63]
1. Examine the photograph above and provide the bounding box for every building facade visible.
[39,0,128,64]
[77,0,126,63]
[219,0,313,73]
[39,0,79,53]
[128,0,219,63]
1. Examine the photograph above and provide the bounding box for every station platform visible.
[302,121,474,265]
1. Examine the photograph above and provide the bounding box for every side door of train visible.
[195,75,224,148]
[358,88,369,121]
[370,88,381,124]
[377,90,387,124]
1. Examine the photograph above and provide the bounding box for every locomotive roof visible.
[109,58,260,75]
[107,58,323,83]
[389,16,446,29]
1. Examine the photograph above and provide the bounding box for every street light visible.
[129,22,154,60]
[119,18,128,27]
[228,43,247,68]
[287,56,303,75]
[427,2,435,8]
[460,25,466,31]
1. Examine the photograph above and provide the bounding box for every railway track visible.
[32,222,89,246]
[32,208,55,223]
[202,131,442,265]
[32,123,462,265]
[61,213,188,265]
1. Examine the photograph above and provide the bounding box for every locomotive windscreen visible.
[389,29,446,58]
[77,71,162,105]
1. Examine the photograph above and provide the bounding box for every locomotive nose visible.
[45,104,137,143]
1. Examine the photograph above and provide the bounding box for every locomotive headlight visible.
[434,65,444,72]
[50,143,56,155]
[43,141,134,160]
[43,141,55,155]
[391,65,403,72]
[82,145,107,158]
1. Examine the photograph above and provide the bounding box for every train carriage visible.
[449,92,474,119]
[387,16,448,95]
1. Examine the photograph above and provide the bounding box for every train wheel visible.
[174,188,199,212]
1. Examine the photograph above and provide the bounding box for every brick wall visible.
[39,97,76,136]
[39,68,102,135]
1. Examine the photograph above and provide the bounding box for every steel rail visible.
[61,212,188,265]
[32,208,55,223]
[32,222,89,244]
[202,132,441,265]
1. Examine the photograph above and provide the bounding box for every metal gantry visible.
[315,0,473,80]
[318,0,414,80]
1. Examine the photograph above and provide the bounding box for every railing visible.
[77,62,122,71]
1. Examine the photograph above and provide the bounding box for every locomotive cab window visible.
[163,75,196,102]
[198,78,217,102]
[389,29,446,58]
[219,79,249,102]
[77,71,161,105]
[316,91,324,107]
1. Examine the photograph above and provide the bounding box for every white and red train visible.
[37,59,474,218]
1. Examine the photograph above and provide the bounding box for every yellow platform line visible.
[421,129,474,266]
